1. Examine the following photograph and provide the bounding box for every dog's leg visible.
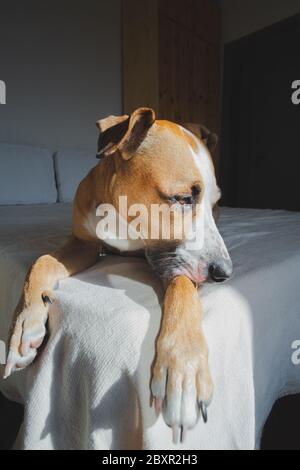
[151,275,213,443]
[4,236,100,378]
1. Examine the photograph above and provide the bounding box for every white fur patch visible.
[83,211,98,238]
[85,208,144,253]
[103,233,144,253]
[178,127,231,264]
[180,126,219,205]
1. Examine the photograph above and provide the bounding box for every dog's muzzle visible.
[146,247,233,285]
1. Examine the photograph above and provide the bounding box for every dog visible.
[4,108,233,443]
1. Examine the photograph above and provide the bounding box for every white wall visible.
[220,0,300,43]
[0,0,122,151]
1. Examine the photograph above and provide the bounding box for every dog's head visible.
[96,107,233,284]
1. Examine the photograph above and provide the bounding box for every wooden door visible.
[122,0,221,169]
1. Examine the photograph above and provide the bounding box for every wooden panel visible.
[206,45,220,133]
[206,44,221,174]
[122,0,159,114]
[122,0,221,171]
[159,16,208,123]
[194,0,220,47]
[160,0,220,46]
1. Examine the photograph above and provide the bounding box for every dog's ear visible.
[118,107,156,160]
[96,108,156,160]
[96,115,130,158]
[183,123,218,154]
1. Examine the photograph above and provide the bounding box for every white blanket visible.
[0,204,300,450]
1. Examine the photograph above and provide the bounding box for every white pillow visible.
[0,143,57,205]
[55,149,97,202]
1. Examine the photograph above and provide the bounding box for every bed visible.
[0,201,300,450]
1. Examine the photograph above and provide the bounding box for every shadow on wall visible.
[0,0,122,150]
[220,0,300,44]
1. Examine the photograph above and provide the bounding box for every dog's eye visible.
[168,185,201,206]
[191,185,201,198]
[171,194,193,206]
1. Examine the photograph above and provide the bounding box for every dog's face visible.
[96,108,233,284]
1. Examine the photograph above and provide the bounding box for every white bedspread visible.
[0,204,299,450]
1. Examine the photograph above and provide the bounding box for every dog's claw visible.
[3,362,13,380]
[3,347,37,379]
[181,426,187,444]
[154,397,163,417]
[199,401,208,423]
[172,425,180,445]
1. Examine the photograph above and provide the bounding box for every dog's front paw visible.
[151,332,213,444]
[4,293,52,378]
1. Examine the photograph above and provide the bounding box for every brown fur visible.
[152,275,213,402]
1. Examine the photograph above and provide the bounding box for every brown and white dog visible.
[4,108,233,443]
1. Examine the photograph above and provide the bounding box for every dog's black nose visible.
[209,264,231,283]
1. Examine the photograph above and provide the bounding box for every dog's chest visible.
[83,210,144,253]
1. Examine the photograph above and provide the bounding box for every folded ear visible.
[96,108,156,160]
[183,123,218,154]
[118,107,156,160]
[96,115,129,158]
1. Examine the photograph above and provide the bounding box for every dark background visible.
[221,14,300,211]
